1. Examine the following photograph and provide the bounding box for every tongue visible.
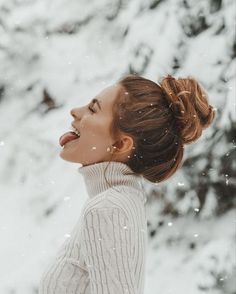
[59,131,79,146]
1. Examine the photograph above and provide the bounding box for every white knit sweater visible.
[38,161,147,294]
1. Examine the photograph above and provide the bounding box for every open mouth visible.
[59,129,81,147]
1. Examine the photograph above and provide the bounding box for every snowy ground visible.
[0,0,235,293]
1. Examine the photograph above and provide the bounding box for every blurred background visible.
[0,0,235,293]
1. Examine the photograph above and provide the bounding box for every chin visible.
[59,150,73,162]
[59,151,86,165]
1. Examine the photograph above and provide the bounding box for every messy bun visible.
[160,75,216,144]
[110,74,216,184]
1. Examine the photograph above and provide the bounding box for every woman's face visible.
[59,83,128,166]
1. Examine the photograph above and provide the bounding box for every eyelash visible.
[88,104,96,113]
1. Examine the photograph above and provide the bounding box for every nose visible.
[70,107,79,119]
[70,104,85,120]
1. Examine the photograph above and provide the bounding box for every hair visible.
[104,73,216,185]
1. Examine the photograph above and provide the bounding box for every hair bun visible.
[159,74,216,144]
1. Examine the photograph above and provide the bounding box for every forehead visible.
[96,84,121,111]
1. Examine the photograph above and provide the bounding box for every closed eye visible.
[88,105,96,113]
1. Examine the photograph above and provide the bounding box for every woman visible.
[39,74,216,294]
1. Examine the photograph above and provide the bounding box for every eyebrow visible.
[92,98,102,110]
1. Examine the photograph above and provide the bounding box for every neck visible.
[77,161,146,203]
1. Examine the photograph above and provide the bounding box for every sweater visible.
[38,160,147,294]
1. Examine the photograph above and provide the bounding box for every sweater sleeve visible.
[81,207,138,294]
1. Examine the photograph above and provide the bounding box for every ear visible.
[112,135,134,155]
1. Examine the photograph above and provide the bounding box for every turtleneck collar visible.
[77,161,146,204]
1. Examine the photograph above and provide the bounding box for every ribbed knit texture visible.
[38,161,147,294]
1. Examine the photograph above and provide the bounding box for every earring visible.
[107,146,117,153]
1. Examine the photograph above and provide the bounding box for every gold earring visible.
[107,146,117,153]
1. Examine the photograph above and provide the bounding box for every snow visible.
[0,0,235,293]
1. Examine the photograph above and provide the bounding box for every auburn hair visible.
[106,74,216,184]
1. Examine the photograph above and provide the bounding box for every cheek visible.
[84,131,109,146]
[81,118,110,144]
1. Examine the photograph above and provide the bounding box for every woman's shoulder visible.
[82,186,144,219]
